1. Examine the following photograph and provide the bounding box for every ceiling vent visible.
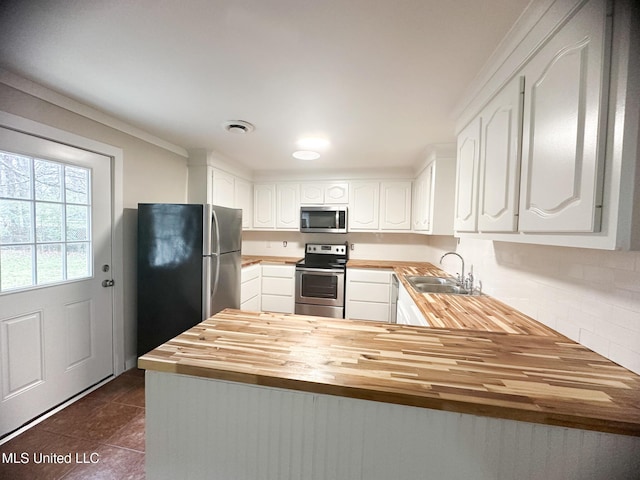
[222,120,255,134]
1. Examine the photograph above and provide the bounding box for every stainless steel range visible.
[295,243,348,318]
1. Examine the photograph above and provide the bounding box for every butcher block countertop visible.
[139,309,640,436]
[241,255,302,267]
[348,259,558,336]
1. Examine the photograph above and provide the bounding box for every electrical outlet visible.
[350,243,355,250]
[283,241,287,247]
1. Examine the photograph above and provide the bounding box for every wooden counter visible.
[348,259,558,336]
[241,255,302,267]
[139,308,640,437]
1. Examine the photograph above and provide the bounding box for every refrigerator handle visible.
[209,209,222,314]
[202,256,212,320]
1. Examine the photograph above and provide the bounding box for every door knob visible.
[102,279,115,287]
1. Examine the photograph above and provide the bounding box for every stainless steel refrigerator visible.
[137,203,242,355]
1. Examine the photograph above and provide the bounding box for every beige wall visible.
[0,82,189,369]
[0,83,188,207]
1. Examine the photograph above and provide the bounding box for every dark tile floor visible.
[0,368,146,480]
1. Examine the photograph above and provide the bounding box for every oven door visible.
[295,267,345,307]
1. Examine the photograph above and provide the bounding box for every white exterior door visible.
[0,127,114,437]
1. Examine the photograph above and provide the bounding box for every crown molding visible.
[0,68,189,158]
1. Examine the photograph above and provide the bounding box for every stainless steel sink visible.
[405,275,471,295]
[405,275,457,286]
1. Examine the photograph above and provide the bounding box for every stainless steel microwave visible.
[300,206,348,233]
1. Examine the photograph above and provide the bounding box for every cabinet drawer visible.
[261,264,295,278]
[240,295,260,312]
[262,295,294,314]
[347,268,392,283]
[262,277,294,296]
[348,282,390,303]
[241,277,260,302]
[346,301,390,322]
[241,264,260,282]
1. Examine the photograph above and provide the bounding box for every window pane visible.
[36,202,64,242]
[34,159,63,202]
[65,166,90,204]
[0,199,33,244]
[0,151,32,199]
[1,245,34,290]
[67,242,91,279]
[37,243,64,284]
[66,205,89,241]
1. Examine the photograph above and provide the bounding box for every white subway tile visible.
[609,305,640,332]
[579,328,610,357]
[608,343,640,375]
[555,319,581,342]
[613,270,640,293]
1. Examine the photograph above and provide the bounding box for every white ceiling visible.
[0,0,531,173]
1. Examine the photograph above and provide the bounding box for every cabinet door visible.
[417,164,434,231]
[276,183,300,229]
[455,118,481,232]
[300,183,324,204]
[380,181,412,230]
[234,178,253,229]
[518,0,608,233]
[478,76,524,233]
[325,182,349,204]
[211,169,235,208]
[253,184,276,229]
[349,182,380,230]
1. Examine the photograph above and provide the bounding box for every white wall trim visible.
[0,68,189,159]
[0,110,126,376]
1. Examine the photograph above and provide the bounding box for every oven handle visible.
[296,267,345,274]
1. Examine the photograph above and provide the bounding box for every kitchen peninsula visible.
[139,261,640,480]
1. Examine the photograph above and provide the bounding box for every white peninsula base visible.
[145,371,640,480]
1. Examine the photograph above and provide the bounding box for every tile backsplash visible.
[430,238,640,375]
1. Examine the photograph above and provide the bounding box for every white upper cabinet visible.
[518,0,608,233]
[451,0,640,249]
[276,183,300,229]
[211,169,235,208]
[412,163,433,231]
[412,153,456,235]
[234,178,253,229]
[477,76,524,233]
[454,118,481,233]
[349,181,380,230]
[253,183,300,230]
[350,181,412,231]
[380,181,412,230]
[253,183,276,229]
[300,182,349,204]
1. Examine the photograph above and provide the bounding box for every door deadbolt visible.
[102,265,110,272]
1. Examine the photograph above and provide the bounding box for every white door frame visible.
[0,110,125,376]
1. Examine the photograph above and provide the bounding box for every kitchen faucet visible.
[440,252,465,286]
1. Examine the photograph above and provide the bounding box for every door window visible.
[0,150,92,292]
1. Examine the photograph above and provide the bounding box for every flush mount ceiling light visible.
[222,120,255,134]
[292,150,321,160]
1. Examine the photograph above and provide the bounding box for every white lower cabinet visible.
[345,268,392,322]
[240,264,261,311]
[397,281,427,327]
[260,264,295,314]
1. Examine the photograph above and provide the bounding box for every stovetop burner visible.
[298,242,348,270]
